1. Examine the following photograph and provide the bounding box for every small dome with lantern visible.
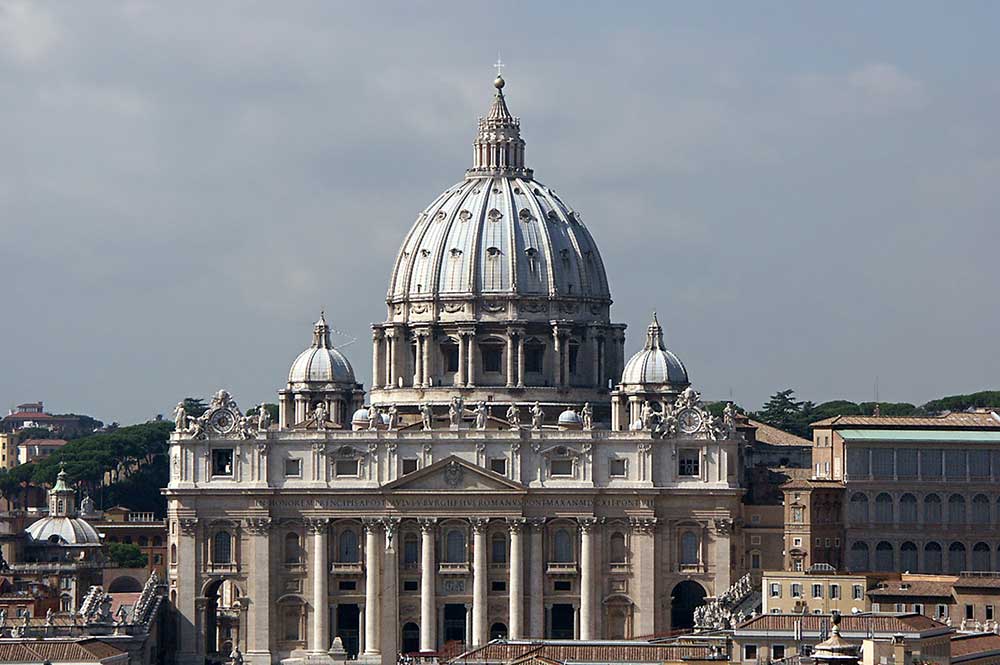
[288,313,356,386]
[25,464,101,548]
[621,313,688,387]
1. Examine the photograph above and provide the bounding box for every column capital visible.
[304,517,329,534]
[178,518,198,536]
[527,517,546,531]
[372,327,385,340]
[470,517,490,534]
[577,516,600,533]
[243,517,272,535]
[506,517,527,534]
[629,516,658,534]
[362,517,382,534]
[418,517,438,534]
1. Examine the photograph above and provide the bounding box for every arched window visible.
[875,542,894,571]
[949,495,967,525]
[212,531,232,564]
[924,542,942,573]
[972,495,991,525]
[489,623,508,640]
[339,530,359,563]
[285,533,301,564]
[900,542,918,572]
[170,544,177,565]
[610,532,627,564]
[849,542,869,571]
[282,602,303,642]
[403,533,419,566]
[924,495,942,524]
[899,494,917,523]
[446,529,466,563]
[681,532,699,566]
[849,493,869,523]
[972,542,991,572]
[553,529,574,563]
[491,533,507,564]
[948,542,967,573]
[875,493,893,523]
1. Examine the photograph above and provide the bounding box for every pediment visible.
[384,455,525,492]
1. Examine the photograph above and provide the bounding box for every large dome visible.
[387,175,610,303]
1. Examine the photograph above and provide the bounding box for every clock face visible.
[677,408,702,434]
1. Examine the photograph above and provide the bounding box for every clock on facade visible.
[677,408,702,434]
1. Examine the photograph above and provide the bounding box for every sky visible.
[2,2,998,424]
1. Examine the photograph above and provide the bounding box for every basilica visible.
[165,74,745,665]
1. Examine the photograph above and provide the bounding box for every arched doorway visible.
[108,576,142,593]
[490,622,508,640]
[670,581,706,631]
[204,579,223,655]
[401,622,420,654]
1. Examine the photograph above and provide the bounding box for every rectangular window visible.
[846,447,870,478]
[403,580,418,592]
[872,603,881,612]
[791,583,802,598]
[970,450,990,480]
[751,535,762,545]
[402,458,418,475]
[936,605,948,619]
[608,459,627,477]
[987,605,994,621]
[914,603,924,615]
[793,537,802,547]
[773,645,786,661]
[896,449,918,479]
[895,603,904,612]
[284,458,302,478]
[769,583,781,598]
[791,507,804,523]
[946,450,968,480]
[830,584,840,599]
[525,345,544,374]
[568,344,579,374]
[816,537,822,547]
[812,584,823,599]
[794,559,803,572]
[338,580,356,591]
[550,459,573,477]
[482,346,502,373]
[744,645,758,661]
[490,458,507,476]
[443,344,459,373]
[751,514,761,524]
[872,448,894,479]
[335,459,360,477]
[678,450,700,477]
[966,604,975,620]
[853,585,864,600]
[491,580,507,592]
[751,552,761,569]
[212,449,234,476]
[921,449,943,479]
[553,580,571,591]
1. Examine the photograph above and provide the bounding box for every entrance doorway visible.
[204,580,222,655]
[551,604,574,639]
[443,604,467,644]
[401,622,420,654]
[336,604,360,657]
[670,580,707,630]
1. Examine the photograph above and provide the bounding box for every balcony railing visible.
[330,562,364,575]
[438,562,470,575]
[546,562,578,575]
[609,562,630,574]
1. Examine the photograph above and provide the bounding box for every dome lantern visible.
[468,74,531,178]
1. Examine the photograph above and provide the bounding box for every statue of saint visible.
[419,403,433,431]
[639,401,654,430]
[530,402,544,430]
[173,402,187,432]
[387,404,399,431]
[368,404,379,430]
[505,404,521,430]
[312,402,328,430]
[257,402,271,431]
[581,402,593,430]
[474,402,488,429]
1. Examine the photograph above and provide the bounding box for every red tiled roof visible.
[812,413,1000,428]
[0,639,123,662]
[5,411,53,419]
[736,613,946,635]
[954,576,1000,589]
[20,438,68,447]
[951,633,1000,659]
[868,580,955,598]
[747,418,812,447]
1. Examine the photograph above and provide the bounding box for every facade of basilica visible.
[166,74,746,665]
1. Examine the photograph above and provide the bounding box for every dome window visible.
[449,248,463,257]
[518,208,534,223]
[547,210,560,222]
[459,210,472,222]
[486,247,502,258]
[487,208,503,222]
[434,211,447,222]
[513,186,522,194]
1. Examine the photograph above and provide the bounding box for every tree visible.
[920,391,1000,414]
[17,427,52,440]
[245,403,279,422]
[182,398,208,418]
[107,542,148,568]
[755,389,806,437]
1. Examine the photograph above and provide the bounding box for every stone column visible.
[358,605,366,655]
[713,519,732,593]
[630,517,657,637]
[578,518,597,640]
[381,519,400,660]
[384,330,395,389]
[552,329,563,387]
[508,519,525,639]
[294,394,307,426]
[364,520,381,656]
[528,519,545,638]
[306,518,330,653]
[472,518,488,647]
[505,330,516,388]
[372,330,384,391]
[175,518,201,665]
[245,518,272,664]
[457,333,467,387]
[466,332,477,388]
[414,335,423,389]
[422,330,433,387]
[517,335,526,388]
[419,519,437,653]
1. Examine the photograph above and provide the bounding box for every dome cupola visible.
[26,463,101,548]
[621,313,688,387]
[287,312,356,386]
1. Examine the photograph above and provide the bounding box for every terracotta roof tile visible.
[736,613,946,636]
[951,633,1000,660]
[811,413,1000,429]
[0,639,123,662]
[747,419,812,447]
[450,640,713,663]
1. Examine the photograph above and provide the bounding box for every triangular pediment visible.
[384,455,525,492]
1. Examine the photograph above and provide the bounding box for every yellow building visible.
[761,568,882,615]
[0,431,20,469]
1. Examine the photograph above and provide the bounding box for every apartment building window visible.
[791,583,803,598]
[769,583,782,598]
[987,605,994,621]
[852,585,863,600]
[794,559,804,572]
[751,552,761,569]
[773,645,786,660]
[812,584,823,599]
[966,605,975,620]
[830,584,840,599]
[914,603,924,615]
[793,537,803,548]
[936,605,948,619]
[744,645,758,661]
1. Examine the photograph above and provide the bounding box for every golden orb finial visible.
[494,73,505,90]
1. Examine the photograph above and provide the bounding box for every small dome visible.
[27,516,101,546]
[558,409,582,425]
[621,313,689,386]
[351,408,370,423]
[288,313,356,385]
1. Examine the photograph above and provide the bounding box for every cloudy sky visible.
[2,2,998,424]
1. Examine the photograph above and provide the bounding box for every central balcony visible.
[546,562,578,575]
[330,562,364,575]
[439,562,471,575]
